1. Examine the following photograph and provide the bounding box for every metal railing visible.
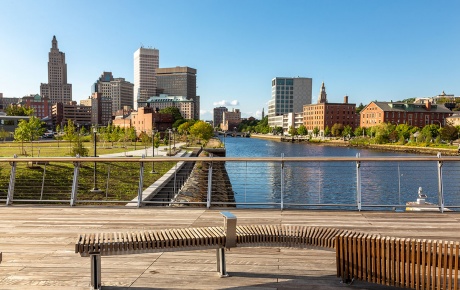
[1,154,460,211]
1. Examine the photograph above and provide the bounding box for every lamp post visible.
[150,129,157,174]
[168,128,172,156]
[173,128,176,149]
[91,126,102,193]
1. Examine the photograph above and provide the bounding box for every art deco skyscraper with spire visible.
[40,36,72,104]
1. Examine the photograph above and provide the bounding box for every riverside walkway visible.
[0,207,459,289]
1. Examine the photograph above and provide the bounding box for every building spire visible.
[318,82,328,104]
[52,35,58,49]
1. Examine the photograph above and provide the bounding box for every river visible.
[218,136,460,210]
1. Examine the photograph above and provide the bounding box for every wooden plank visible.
[410,239,416,289]
[336,235,341,278]
[437,240,442,290]
[390,237,395,286]
[406,239,411,289]
[426,240,432,290]
[454,242,459,290]
[422,239,427,290]
[394,238,400,287]
[416,239,421,290]
[442,241,448,290]
[380,236,386,285]
[448,241,454,290]
[366,234,372,283]
[357,233,363,280]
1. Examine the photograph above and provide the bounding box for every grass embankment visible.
[0,141,176,204]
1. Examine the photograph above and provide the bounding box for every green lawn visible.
[0,140,143,157]
[0,141,176,205]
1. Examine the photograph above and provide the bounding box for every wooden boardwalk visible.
[0,206,459,289]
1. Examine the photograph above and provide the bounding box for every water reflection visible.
[220,136,460,210]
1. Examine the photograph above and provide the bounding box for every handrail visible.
[1,156,460,162]
[1,154,460,210]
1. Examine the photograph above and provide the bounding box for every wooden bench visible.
[76,212,460,290]
[336,231,460,290]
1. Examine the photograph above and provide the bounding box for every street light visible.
[90,126,102,193]
[150,129,157,174]
[168,128,172,156]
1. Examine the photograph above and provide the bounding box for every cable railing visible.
[0,154,459,211]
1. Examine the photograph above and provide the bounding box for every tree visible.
[297,125,307,136]
[6,104,34,116]
[13,116,45,156]
[421,124,439,142]
[354,127,364,137]
[331,123,344,137]
[324,126,331,137]
[153,132,160,154]
[159,107,184,125]
[0,127,9,142]
[63,120,77,154]
[288,126,298,137]
[356,103,365,114]
[395,123,413,141]
[189,120,213,144]
[254,116,270,134]
[312,127,320,137]
[273,126,283,135]
[342,125,353,138]
[439,125,458,144]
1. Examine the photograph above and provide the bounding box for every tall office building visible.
[156,66,199,119]
[40,36,72,104]
[268,77,312,128]
[213,106,228,128]
[134,47,159,110]
[92,72,134,113]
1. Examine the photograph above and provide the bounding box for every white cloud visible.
[213,99,240,106]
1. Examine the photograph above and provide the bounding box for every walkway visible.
[0,207,459,289]
[99,142,187,157]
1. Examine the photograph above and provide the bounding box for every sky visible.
[0,0,459,120]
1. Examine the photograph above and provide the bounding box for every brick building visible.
[303,83,357,134]
[130,106,173,136]
[20,94,51,119]
[360,101,453,128]
[52,101,92,128]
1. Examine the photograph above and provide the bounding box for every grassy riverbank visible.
[251,133,459,156]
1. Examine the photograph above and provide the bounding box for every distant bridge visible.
[215,131,250,138]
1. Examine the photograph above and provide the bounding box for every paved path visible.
[100,142,187,157]
[0,207,459,289]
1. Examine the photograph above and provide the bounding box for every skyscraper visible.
[134,47,159,110]
[213,106,228,129]
[268,77,312,128]
[40,36,72,104]
[92,72,134,113]
[156,66,199,119]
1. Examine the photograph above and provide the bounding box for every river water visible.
[218,136,460,210]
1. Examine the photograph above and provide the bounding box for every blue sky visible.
[1,0,459,120]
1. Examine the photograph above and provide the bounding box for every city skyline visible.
[0,0,459,121]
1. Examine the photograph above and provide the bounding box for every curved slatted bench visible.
[76,212,460,290]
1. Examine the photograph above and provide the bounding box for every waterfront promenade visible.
[0,207,459,289]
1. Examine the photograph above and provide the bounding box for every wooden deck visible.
[0,206,459,289]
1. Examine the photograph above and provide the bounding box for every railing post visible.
[6,154,18,206]
[137,154,145,208]
[281,153,284,210]
[70,154,80,206]
[437,152,445,213]
[207,154,213,209]
[40,163,47,201]
[356,153,362,211]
